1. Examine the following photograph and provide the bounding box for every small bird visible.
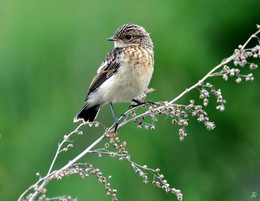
[74,24,154,128]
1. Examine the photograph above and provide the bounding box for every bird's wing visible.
[87,48,122,97]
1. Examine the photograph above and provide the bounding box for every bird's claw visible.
[129,99,156,109]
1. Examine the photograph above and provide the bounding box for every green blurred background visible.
[1,0,260,200]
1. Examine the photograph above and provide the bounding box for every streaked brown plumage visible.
[74,24,154,123]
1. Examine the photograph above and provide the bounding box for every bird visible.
[73,24,154,129]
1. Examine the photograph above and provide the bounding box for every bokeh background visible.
[1,0,260,200]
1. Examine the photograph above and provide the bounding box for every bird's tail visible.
[73,104,100,123]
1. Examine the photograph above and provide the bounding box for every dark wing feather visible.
[87,48,122,97]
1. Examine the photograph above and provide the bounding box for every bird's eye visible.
[125,35,132,40]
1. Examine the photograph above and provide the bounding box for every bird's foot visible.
[129,99,156,109]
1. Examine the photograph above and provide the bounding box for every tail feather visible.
[73,104,100,123]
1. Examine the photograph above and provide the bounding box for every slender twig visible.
[169,57,234,104]
[60,133,106,171]
[47,122,86,175]
[27,132,107,201]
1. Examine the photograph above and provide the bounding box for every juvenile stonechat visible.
[74,24,154,126]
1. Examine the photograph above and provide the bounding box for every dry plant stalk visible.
[18,25,260,201]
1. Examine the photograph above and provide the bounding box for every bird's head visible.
[107,24,153,48]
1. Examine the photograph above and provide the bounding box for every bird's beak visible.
[107,36,117,41]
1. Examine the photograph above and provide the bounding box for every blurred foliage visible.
[0,0,260,201]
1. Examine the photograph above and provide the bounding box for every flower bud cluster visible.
[131,162,183,200]
[178,127,187,141]
[56,163,118,201]
[220,64,256,83]
[109,135,128,155]
[198,83,226,112]
[131,163,149,183]
[214,41,260,83]
[147,100,216,140]
[151,171,183,201]
[136,120,156,130]
[233,44,260,67]
[137,88,155,102]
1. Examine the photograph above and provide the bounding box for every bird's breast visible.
[90,46,154,104]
